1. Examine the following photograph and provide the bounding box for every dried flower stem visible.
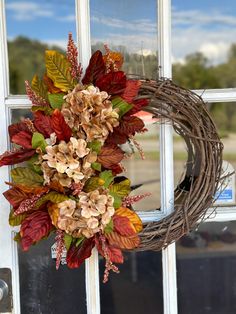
[129,135,145,160]
[122,193,152,207]
[25,81,48,106]
[100,234,119,283]
[55,230,65,270]
[67,33,83,81]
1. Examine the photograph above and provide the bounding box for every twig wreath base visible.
[136,79,224,251]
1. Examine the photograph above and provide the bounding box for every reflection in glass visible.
[90,0,158,79]
[18,234,87,314]
[6,0,76,94]
[177,221,236,314]
[172,0,236,89]
[100,251,163,314]
[11,108,32,124]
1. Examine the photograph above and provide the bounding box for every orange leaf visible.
[98,144,124,169]
[48,180,65,193]
[43,74,62,93]
[5,182,49,195]
[106,231,140,250]
[48,203,59,227]
[116,207,143,233]
[113,215,136,236]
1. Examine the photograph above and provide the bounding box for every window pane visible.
[209,102,236,205]
[18,234,87,314]
[177,221,236,314]
[6,0,76,94]
[100,251,163,314]
[172,0,236,89]
[90,0,158,79]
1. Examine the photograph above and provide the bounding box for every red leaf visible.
[127,98,149,115]
[11,131,32,149]
[95,235,124,264]
[51,109,72,142]
[66,238,95,268]
[82,50,106,85]
[8,122,31,140]
[0,148,35,166]
[98,144,124,169]
[120,115,145,135]
[122,80,141,103]
[20,210,53,251]
[96,71,126,95]
[106,129,128,145]
[3,187,29,208]
[33,111,54,138]
[113,215,136,236]
[109,164,123,175]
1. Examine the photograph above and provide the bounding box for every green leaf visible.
[9,210,27,226]
[99,170,114,188]
[104,219,113,234]
[109,191,122,209]
[110,179,131,197]
[31,105,53,115]
[87,140,102,154]
[48,93,65,109]
[91,162,102,172]
[75,237,85,247]
[83,177,104,192]
[32,132,47,152]
[112,97,133,117]
[45,50,75,92]
[11,167,44,186]
[31,74,48,101]
[27,155,43,174]
[64,233,73,251]
[35,191,69,209]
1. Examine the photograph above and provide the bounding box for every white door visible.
[1,1,236,313]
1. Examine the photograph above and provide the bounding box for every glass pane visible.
[11,108,32,124]
[6,0,76,94]
[177,221,236,314]
[172,0,236,89]
[209,102,236,205]
[90,0,158,79]
[100,251,163,314]
[18,234,87,314]
[123,123,160,211]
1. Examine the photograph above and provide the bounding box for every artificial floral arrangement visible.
[0,34,150,282]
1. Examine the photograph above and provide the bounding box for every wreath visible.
[0,34,223,282]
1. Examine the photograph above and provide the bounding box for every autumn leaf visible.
[110,179,131,197]
[95,235,123,264]
[3,187,29,208]
[31,74,49,101]
[35,191,69,209]
[112,215,136,236]
[116,207,143,233]
[66,238,95,268]
[8,121,31,141]
[48,181,65,193]
[48,203,59,226]
[83,177,105,192]
[20,210,53,251]
[122,80,141,103]
[51,109,72,142]
[9,209,27,226]
[5,182,49,195]
[31,132,47,152]
[48,93,65,110]
[33,111,54,138]
[0,149,35,167]
[82,50,106,85]
[106,231,140,250]
[43,74,62,93]
[119,115,145,135]
[98,144,124,169]
[45,50,75,92]
[111,97,133,117]
[11,167,44,186]
[11,131,32,149]
[96,71,126,95]
[127,99,149,116]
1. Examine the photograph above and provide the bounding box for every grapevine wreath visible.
[0,34,224,282]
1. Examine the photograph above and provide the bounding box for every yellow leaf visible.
[110,179,131,197]
[106,231,140,250]
[45,50,75,92]
[31,74,48,101]
[115,207,143,233]
[48,204,59,227]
